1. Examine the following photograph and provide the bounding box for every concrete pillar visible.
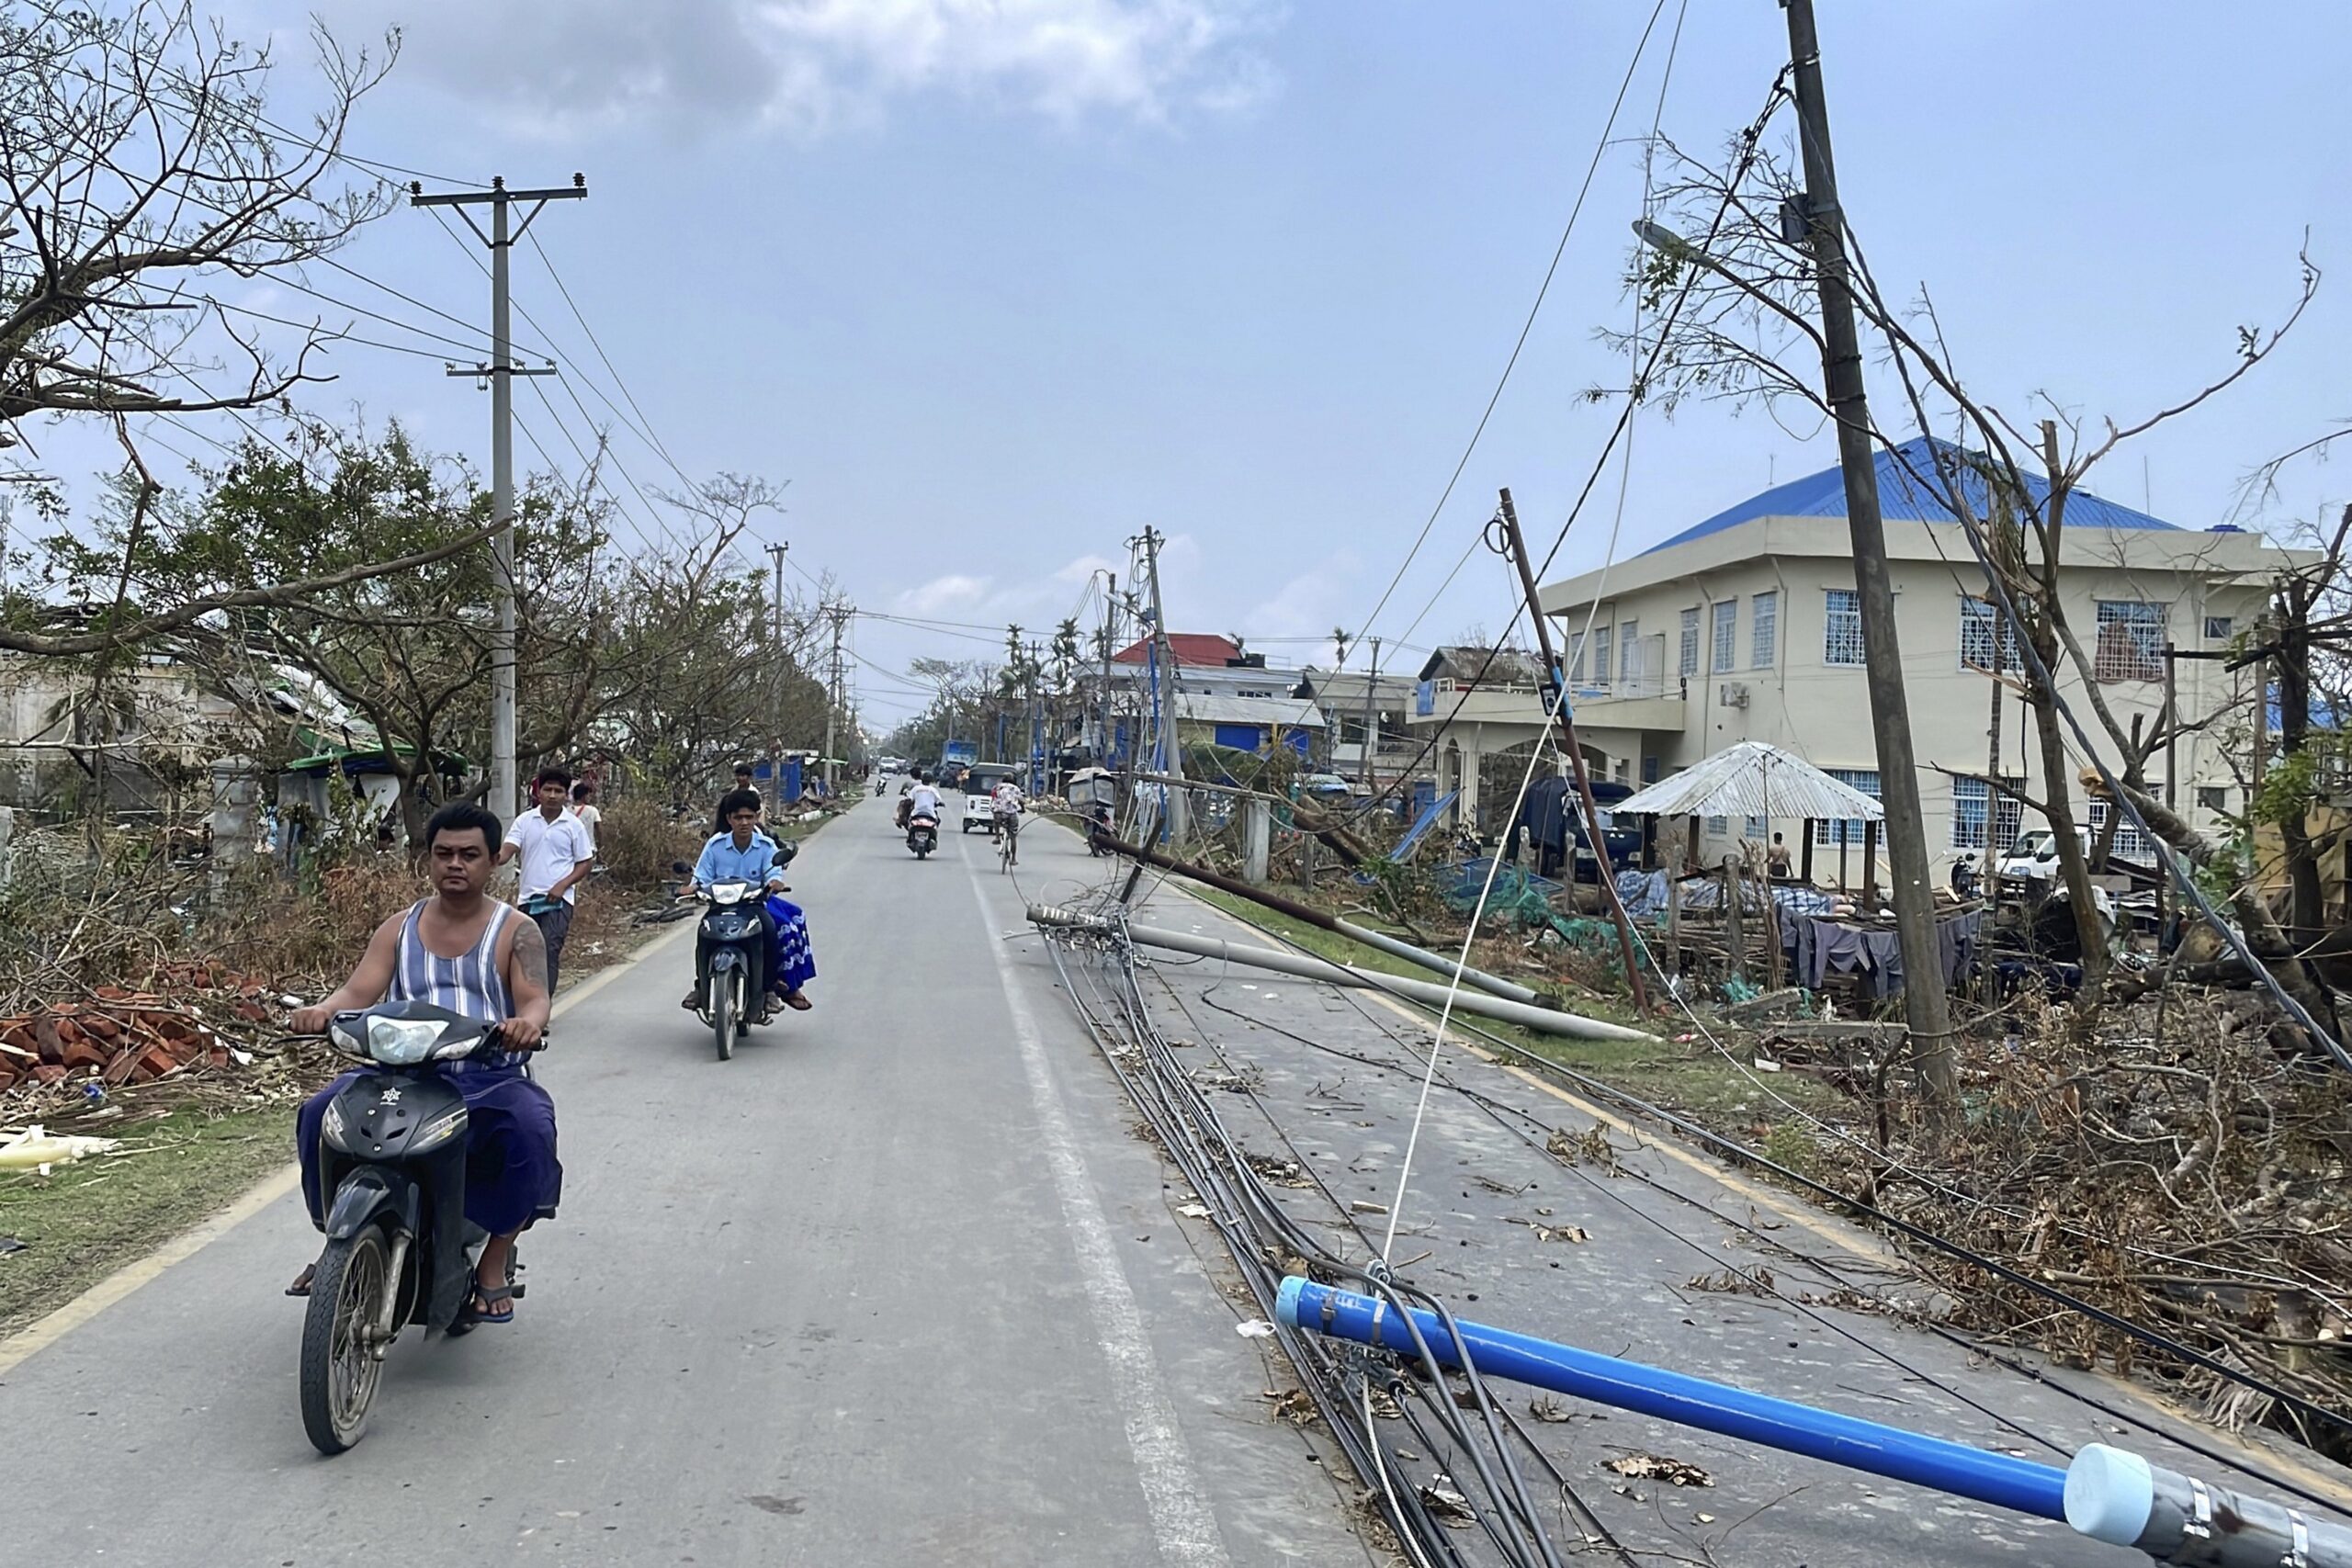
[1243,797,1271,885]
[209,755,256,866]
[1166,784,1190,848]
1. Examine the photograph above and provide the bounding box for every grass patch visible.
[0,1103,290,1337]
[1182,886,1852,1131]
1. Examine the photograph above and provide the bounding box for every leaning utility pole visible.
[411,174,588,823]
[1498,490,1649,1011]
[1781,0,1957,1118]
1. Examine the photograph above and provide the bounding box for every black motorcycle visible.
[907,810,940,860]
[673,841,797,1061]
[299,999,544,1455]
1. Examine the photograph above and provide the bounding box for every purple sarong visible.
[297,1064,560,1235]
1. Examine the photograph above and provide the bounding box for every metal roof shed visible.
[1614,741,1883,823]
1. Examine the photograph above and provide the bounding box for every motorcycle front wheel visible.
[299,1224,391,1454]
[711,972,738,1061]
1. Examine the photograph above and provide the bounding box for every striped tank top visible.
[389,899,518,1073]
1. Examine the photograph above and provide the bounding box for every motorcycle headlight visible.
[322,1099,347,1141]
[328,1017,365,1055]
[367,1015,447,1066]
[711,882,749,907]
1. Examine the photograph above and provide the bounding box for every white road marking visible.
[967,869,1230,1568]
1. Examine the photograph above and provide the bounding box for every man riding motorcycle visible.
[287,802,558,1326]
[898,773,943,832]
[681,788,816,1020]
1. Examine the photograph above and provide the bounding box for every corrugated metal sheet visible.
[1613,741,1883,821]
[1640,435,2179,558]
[1173,692,1328,728]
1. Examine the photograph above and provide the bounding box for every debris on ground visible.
[1602,1451,1715,1487]
[0,1124,124,1171]
[0,967,277,1099]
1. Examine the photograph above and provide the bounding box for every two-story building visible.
[1538,438,2301,874]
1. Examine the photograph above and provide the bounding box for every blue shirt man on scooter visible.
[679,789,817,1020]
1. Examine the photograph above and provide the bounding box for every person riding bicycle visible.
[286,802,558,1326]
[989,775,1024,843]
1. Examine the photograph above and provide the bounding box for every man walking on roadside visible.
[570,777,602,849]
[500,766,596,995]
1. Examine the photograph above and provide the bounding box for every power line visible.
[1341,0,1676,658]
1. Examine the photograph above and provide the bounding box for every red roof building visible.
[1111,633,1245,667]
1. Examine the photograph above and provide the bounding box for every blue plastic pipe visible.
[1277,1277,2068,1522]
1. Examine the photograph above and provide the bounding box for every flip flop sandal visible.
[456,1282,516,1328]
[285,1262,317,1298]
[781,991,813,1011]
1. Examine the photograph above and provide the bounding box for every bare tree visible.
[1622,128,2320,1006]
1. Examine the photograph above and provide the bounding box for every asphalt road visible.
[0,795,1374,1567]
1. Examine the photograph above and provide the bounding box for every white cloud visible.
[897,572,991,614]
[1052,551,1120,585]
[351,0,1279,139]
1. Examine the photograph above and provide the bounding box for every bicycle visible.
[998,812,1020,873]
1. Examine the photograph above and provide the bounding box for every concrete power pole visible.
[823,604,851,795]
[1357,636,1383,789]
[1136,528,1176,776]
[411,174,587,823]
[1781,0,1958,1117]
[766,542,790,769]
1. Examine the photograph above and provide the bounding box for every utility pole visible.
[1357,636,1383,790]
[1136,528,1176,776]
[1028,637,1046,793]
[1096,574,1118,765]
[823,603,851,795]
[1781,0,1957,1120]
[1497,490,1649,1011]
[411,174,588,823]
[766,542,790,771]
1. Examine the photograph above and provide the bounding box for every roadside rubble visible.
[0,962,280,1101]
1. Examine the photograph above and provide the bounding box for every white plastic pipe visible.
[2065,1443,2352,1566]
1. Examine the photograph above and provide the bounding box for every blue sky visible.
[74,2,2352,726]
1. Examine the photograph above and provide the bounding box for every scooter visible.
[673,841,797,1061]
[907,811,940,860]
[298,999,546,1455]
[1085,802,1115,857]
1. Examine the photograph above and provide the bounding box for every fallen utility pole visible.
[1496,489,1650,1011]
[1029,905,1658,1043]
[1087,830,1545,1006]
[1781,0,1958,1119]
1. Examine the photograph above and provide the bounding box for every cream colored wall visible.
[1555,538,2271,875]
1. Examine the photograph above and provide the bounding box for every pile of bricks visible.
[0,969,272,1096]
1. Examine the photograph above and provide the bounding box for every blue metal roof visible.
[1641,436,2180,557]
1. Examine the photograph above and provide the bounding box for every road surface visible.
[0,795,1374,1566]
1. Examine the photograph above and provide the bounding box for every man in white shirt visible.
[569,779,602,850]
[498,767,596,993]
[901,774,944,830]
